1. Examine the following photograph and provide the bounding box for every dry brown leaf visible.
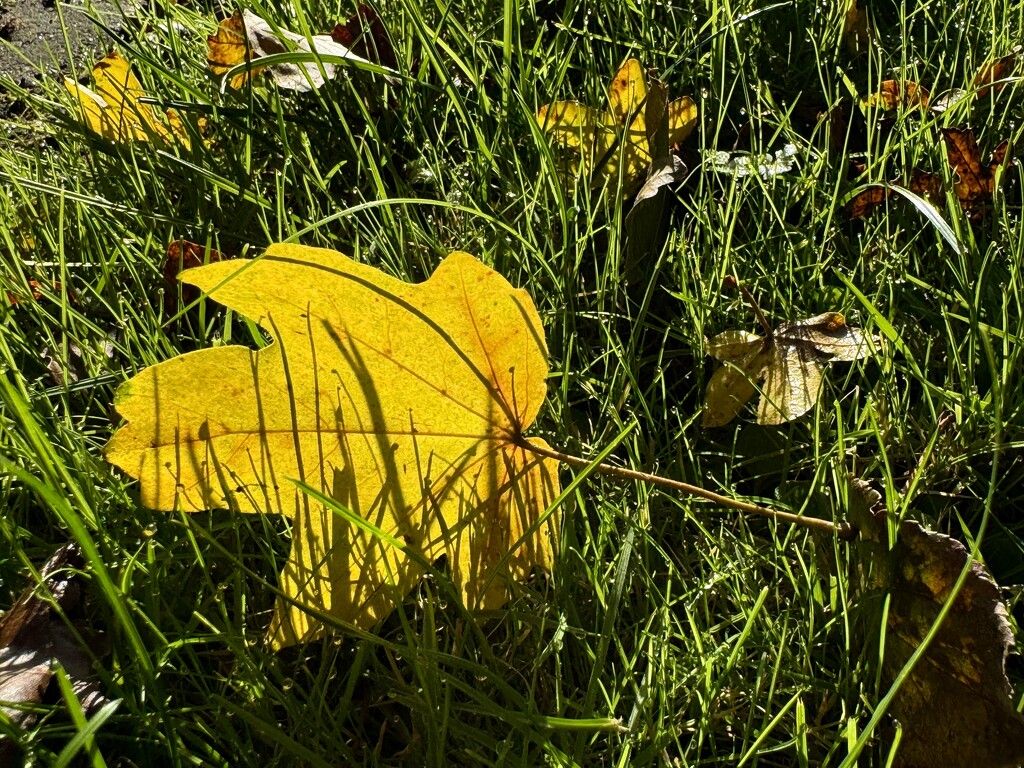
[849,479,1024,768]
[942,128,1012,219]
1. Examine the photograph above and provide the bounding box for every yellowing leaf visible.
[842,0,871,55]
[65,52,192,148]
[703,312,875,427]
[104,245,560,648]
[537,59,698,189]
[207,12,258,90]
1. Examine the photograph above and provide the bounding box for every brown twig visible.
[517,436,857,540]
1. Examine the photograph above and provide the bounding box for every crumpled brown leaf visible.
[0,544,108,760]
[849,478,1024,768]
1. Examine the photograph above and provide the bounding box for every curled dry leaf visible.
[65,52,193,148]
[848,479,1024,768]
[942,127,1012,220]
[0,543,108,760]
[206,9,387,92]
[846,128,1010,220]
[536,59,697,191]
[105,245,560,649]
[163,240,230,315]
[703,312,875,427]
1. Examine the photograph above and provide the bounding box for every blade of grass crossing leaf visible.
[888,185,963,255]
[0,378,154,681]
[491,425,635,597]
[52,666,119,768]
[839,342,1003,766]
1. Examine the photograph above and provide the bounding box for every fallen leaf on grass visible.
[842,0,871,55]
[0,543,108,761]
[703,312,875,427]
[330,4,398,70]
[942,127,1012,219]
[973,52,1018,97]
[207,9,385,92]
[848,479,1024,768]
[536,59,697,191]
[623,77,687,280]
[206,12,258,90]
[162,239,229,315]
[862,80,929,110]
[65,51,193,148]
[105,245,560,648]
[5,280,75,306]
[845,128,1009,220]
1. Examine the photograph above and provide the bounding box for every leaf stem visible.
[516,436,856,539]
[730,274,773,337]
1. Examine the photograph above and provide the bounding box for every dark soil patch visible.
[0,0,119,91]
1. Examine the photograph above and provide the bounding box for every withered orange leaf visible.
[5,280,73,305]
[163,240,229,314]
[330,4,398,70]
[846,184,891,218]
[942,128,1012,219]
[863,80,929,110]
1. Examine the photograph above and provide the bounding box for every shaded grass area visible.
[1,0,1023,764]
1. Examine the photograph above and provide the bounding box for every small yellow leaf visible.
[207,11,258,90]
[65,52,192,148]
[105,245,560,649]
[703,313,875,427]
[537,59,697,189]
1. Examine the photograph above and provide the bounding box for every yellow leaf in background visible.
[703,312,875,427]
[104,245,560,649]
[537,59,698,189]
[207,11,257,90]
[842,0,871,55]
[65,52,192,148]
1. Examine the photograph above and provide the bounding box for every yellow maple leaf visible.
[703,312,875,427]
[64,51,192,148]
[104,244,560,648]
[536,59,698,189]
